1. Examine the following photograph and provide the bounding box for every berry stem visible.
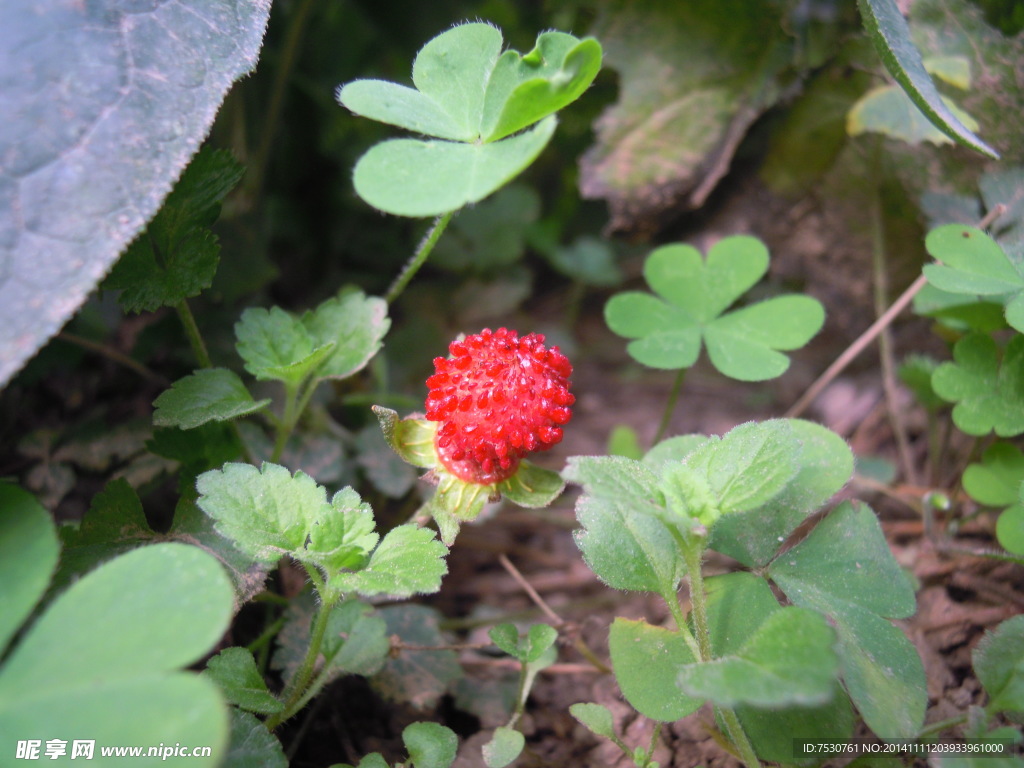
[385,210,456,304]
[654,368,686,445]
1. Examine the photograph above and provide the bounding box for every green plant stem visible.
[643,722,663,767]
[681,542,761,768]
[385,211,455,304]
[654,369,686,445]
[916,714,967,739]
[175,300,213,369]
[266,589,336,730]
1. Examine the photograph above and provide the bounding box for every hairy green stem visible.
[385,211,455,304]
[175,300,213,369]
[266,588,336,730]
[665,588,702,662]
[653,369,686,445]
[681,542,760,768]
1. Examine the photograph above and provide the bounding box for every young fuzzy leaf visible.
[677,607,838,707]
[608,618,701,722]
[337,23,600,217]
[224,709,287,768]
[973,615,1024,714]
[856,0,999,158]
[153,368,271,429]
[605,236,824,381]
[327,524,448,598]
[769,502,926,739]
[482,726,525,768]
[923,225,1024,333]
[932,334,1024,437]
[569,703,616,740]
[489,624,521,658]
[403,721,458,768]
[236,289,388,386]
[104,148,245,312]
[204,647,283,715]
[564,456,683,594]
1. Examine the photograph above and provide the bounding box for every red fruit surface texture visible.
[425,327,574,484]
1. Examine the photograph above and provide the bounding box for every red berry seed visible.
[425,328,574,484]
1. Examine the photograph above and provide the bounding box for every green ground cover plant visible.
[2,1,1024,766]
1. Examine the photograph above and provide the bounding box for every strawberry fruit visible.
[425,328,574,484]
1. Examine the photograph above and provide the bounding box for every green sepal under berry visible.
[373,406,437,468]
[104,147,244,312]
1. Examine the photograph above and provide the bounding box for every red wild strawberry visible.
[425,327,574,485]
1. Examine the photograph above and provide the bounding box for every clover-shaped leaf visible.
[337,23,601,217]
[965,446,1024,556]
[931,334,1024,437]
[605,236,824,381]
[923,225,1024,333]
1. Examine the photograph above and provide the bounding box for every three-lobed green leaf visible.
[605,236,824,381]
[932,334,1024,437]
[337,23,601,217]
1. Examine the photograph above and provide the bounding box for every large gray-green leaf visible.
[0,0,272,386]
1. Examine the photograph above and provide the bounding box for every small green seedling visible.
[337,22,601,217]
[605,236,824,381]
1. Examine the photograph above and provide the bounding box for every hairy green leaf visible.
[974,615,1024,714]
[204,647,283,715]
[153,368,271,429]
[223,709,287,768]
[403,721,458,768]
[328,524,448,598]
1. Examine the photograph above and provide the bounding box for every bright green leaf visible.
[235,306,325,384]
[974,615,1024,713]
[565,456,683,594]
[606,236,824,380]
[609,618,701,722]
[301,289,390,381]
[483,726,526,768]
[963,443,1024,507]
[0,543,233,764]
[153,368,271,429]
[997,503,1024,555]
[857,0,999,157]
[489,624,520,658]
[770,502,926,739]
[337,79,471,142]
[523,624,558,663]
[569,702,616,740]
[932,334,1024,437]
[677,607,838,707]
[205,647,283,715]
[328,524,448,598]
[703,572,780,658]
[404,721,458,768]
[305,486,378,573]
[0,485,59,656]
[351,118,556,217]
[924,225,1024,298]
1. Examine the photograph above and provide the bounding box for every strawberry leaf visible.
[153,368,271,429]
[931,334,1024,437]
[327,524,447,598]
[769,501,925,739]
[204,647,283,715]
[337,23,600,217]
[605,236,824,381]
[104,148,244,313]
